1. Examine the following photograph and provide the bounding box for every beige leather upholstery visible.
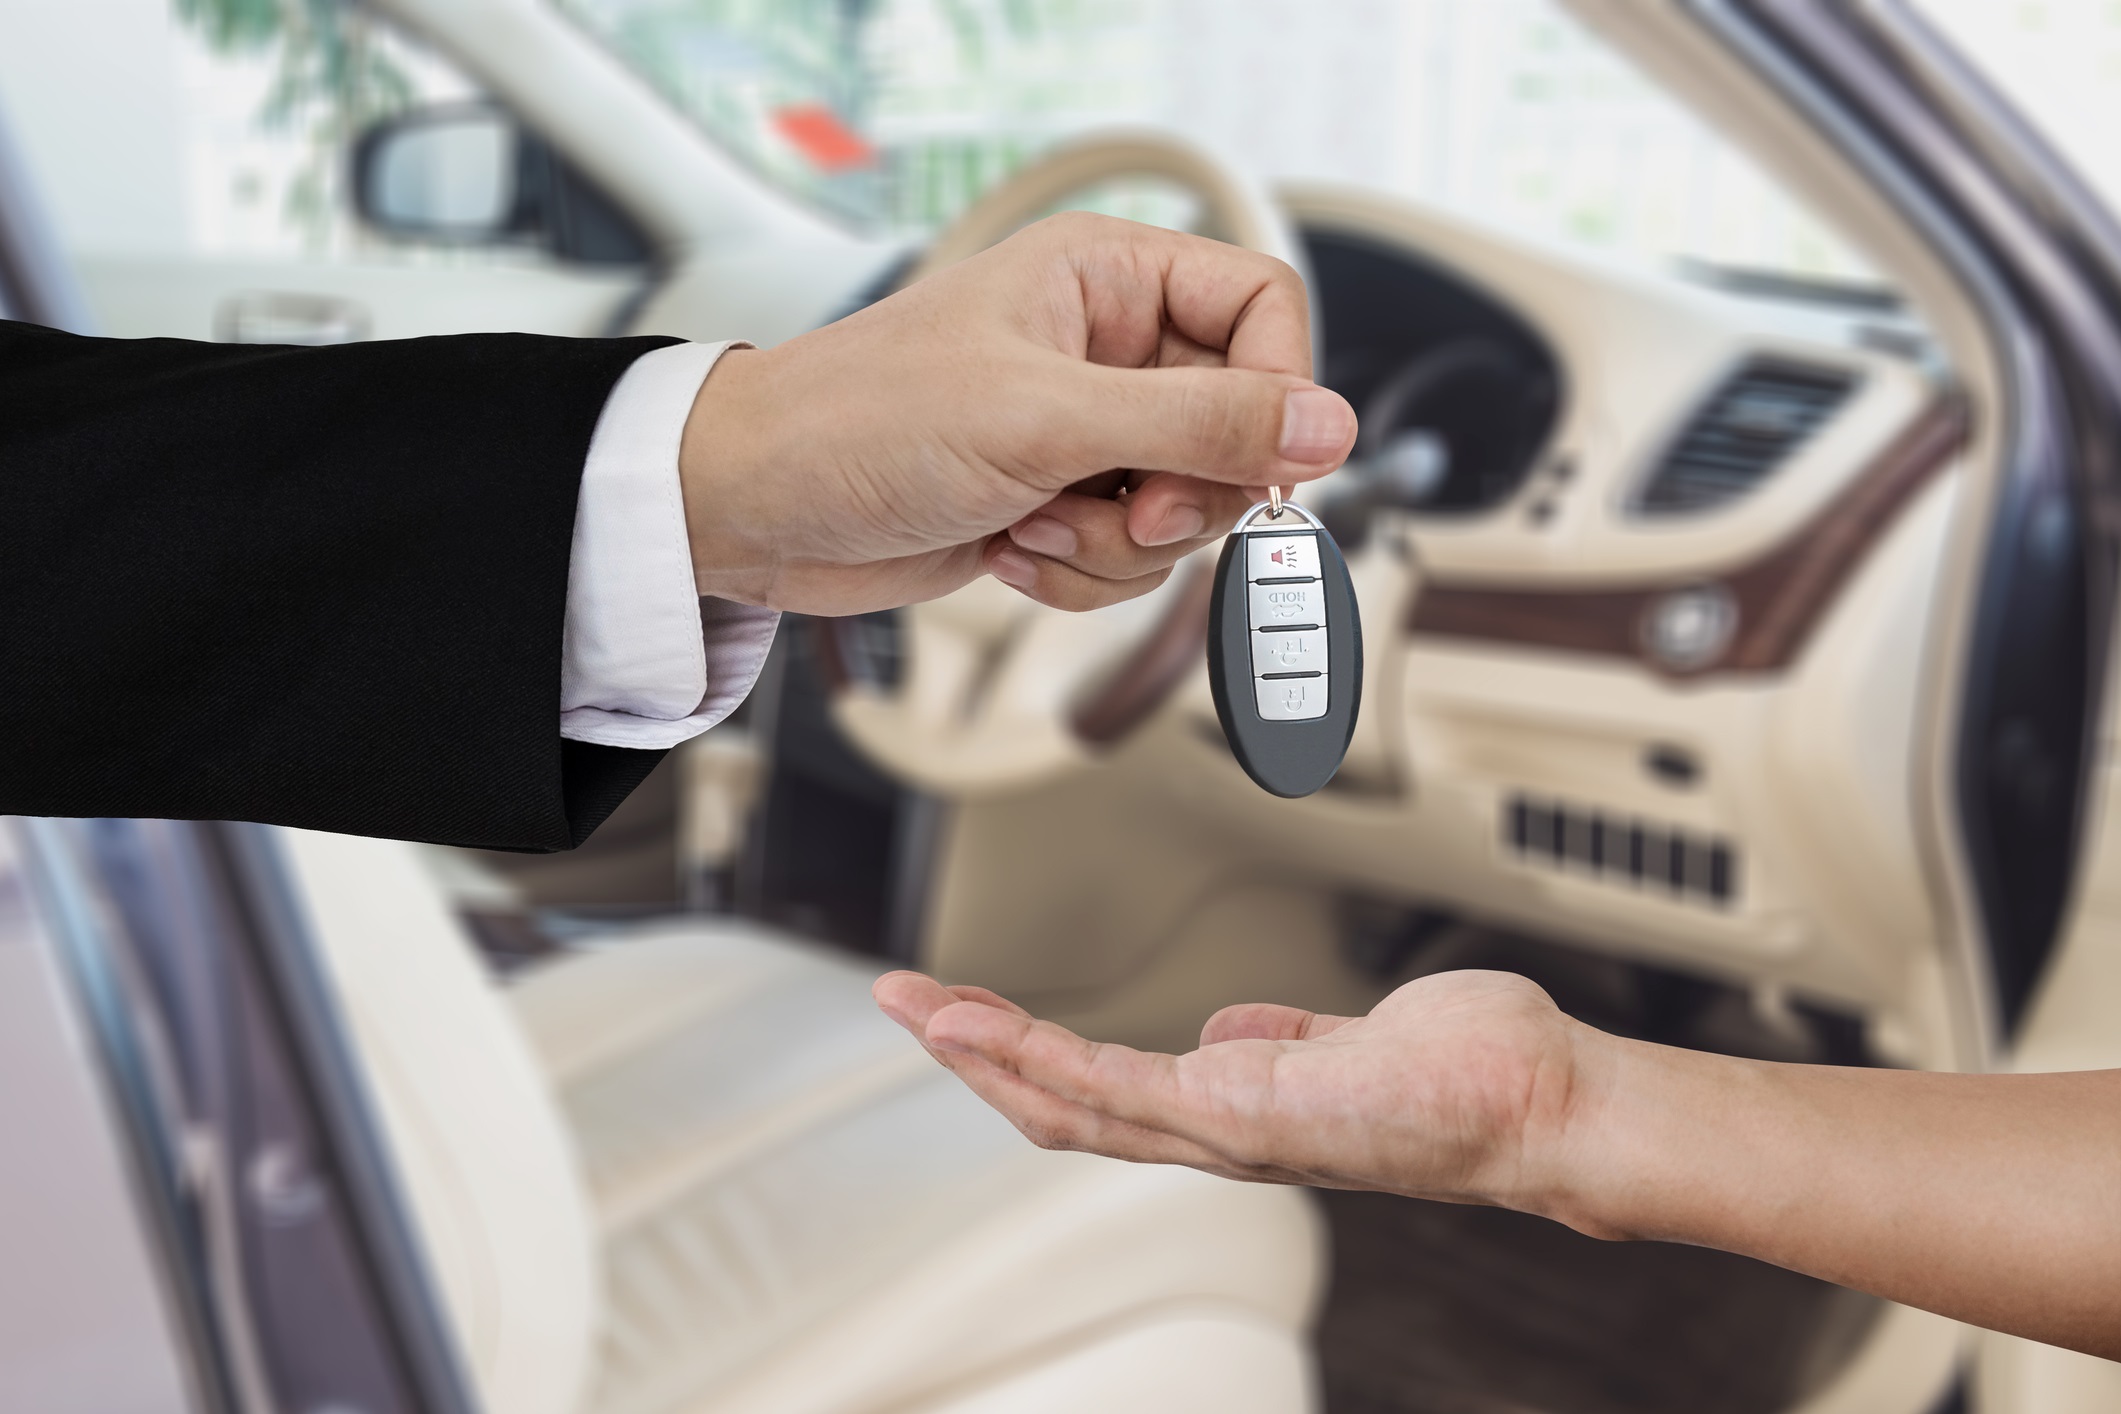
[514,923,1324,1414]
[280,831,1326,1414]
[282,829,601,1414]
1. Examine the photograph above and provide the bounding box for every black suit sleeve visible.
[0,318,688,851]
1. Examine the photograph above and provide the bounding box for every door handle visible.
[213,291,371,345]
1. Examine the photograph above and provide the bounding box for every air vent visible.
[1502,794,1739,909]
[1637,361,1857,515]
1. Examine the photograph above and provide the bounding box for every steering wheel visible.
[829,132,1306,796]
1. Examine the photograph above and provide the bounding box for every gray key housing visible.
[1207,504,1362,797]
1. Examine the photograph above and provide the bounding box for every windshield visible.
[557,0,1876,284]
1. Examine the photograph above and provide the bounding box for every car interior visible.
[9,0,2121,1411]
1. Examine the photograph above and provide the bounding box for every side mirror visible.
[354,104,520,241]
[351,103,651,265]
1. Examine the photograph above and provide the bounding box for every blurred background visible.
[4,4,2119,1414]
[3,1,2116,281]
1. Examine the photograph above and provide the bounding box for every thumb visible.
[1201,1002,1357,1046]
[1034,361,1357,490]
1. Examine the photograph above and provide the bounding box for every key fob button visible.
[1255,674,1329,722]
[1248,580,1326,629]
[1247,534,1319,582]
[1252,626,1327,677]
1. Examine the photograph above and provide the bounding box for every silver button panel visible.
[1252,626,1327,677]
[1255,674,1329,721]
[1247,534,1320,582]
[1243,529,1328,721]
[1247,580,1325,630]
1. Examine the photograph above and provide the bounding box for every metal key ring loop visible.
[1235,498,1326,534]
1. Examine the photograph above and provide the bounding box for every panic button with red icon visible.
[1245,534,1329,720]
[1246,535,1317,581]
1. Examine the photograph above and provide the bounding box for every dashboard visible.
[1303,229,1563,535]
[1261,186,1964,1047]
[797,181,1979,1078]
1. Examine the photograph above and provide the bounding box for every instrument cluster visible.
[1303,229,1563,543]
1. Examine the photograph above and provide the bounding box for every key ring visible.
[1268,484,1284,519]
[1235,497,1325,534]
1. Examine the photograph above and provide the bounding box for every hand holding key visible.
[679,211,1356,617]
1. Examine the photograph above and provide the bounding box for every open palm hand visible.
[872,969,1591,1210]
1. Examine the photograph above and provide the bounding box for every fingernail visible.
[1010,515,1077,559]
[878,1002,913,1030]
[1138,503,1204,547]
[1280,385,1355,463]
[990,547,1038,589]
[929,1036,973,1056]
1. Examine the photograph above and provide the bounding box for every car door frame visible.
[3,93,473,1412]
[1703,0,2121,1045]
[1575,0,2121,1059]
[1,814,483,1414]
[1583,3,2121,1407]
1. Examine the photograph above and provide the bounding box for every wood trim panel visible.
[1407,395,1971,678]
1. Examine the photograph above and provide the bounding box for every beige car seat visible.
[279,829,1326,1414]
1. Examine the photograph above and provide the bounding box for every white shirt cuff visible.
[560,339,780,750]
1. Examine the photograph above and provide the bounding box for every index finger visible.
[1049,215,1314,378]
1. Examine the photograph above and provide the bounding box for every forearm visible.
[1542,1033,2121,1358]
[0,320,672,848]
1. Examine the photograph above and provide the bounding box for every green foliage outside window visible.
[172,0,413,245]
[558,0,1071,233]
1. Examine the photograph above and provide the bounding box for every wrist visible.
[1523,1029,1786,1248]
[1504,1025,1704,1241]
[679,344,780,606]
[1478,1018,1626,1232]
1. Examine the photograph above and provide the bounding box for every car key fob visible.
[1207,499,1362,797]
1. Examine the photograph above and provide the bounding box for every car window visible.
[0,2,480,261]
[1913,0,2121,219]
[556,0,1877,284]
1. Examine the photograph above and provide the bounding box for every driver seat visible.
[280,829,1325,1414]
